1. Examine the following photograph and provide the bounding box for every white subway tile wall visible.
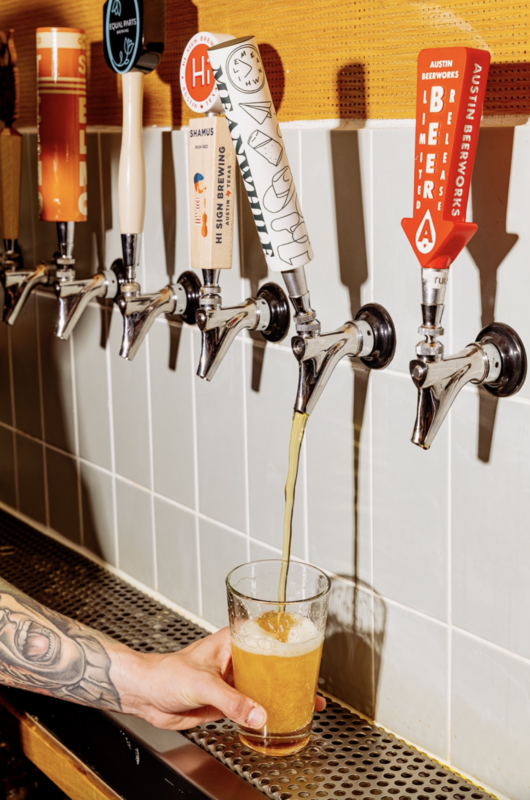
[1,127,529,799]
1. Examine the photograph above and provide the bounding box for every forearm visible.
[0,576,273,732]
[0,575,149,714]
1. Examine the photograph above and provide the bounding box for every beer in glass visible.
[226,559,330,756]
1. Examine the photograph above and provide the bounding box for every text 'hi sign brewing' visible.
[402,47,491,270]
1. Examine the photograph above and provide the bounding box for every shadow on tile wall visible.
[239,44,286,394]
[468,127,518,463]
[317,69,387,719]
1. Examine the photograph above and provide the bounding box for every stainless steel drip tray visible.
[0,509,493,800]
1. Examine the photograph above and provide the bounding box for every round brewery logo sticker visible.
[180,33,220,113]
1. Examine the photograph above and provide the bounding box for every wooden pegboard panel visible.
[1,0,529,127]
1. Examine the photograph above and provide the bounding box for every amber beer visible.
[227,561,330,756]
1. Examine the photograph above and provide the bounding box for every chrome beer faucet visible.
[117,235,201,361]
[0,221,79,325]
[54,258,125,340]
[196,269,290,380]
[409,268,526,449]
[401,47,526,449]
[284,267,396,416]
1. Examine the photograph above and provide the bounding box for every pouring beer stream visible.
[208,36,396,609]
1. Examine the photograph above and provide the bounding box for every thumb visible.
[202,674,267,729]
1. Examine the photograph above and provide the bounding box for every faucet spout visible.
[291,303,396,416]
[196,299,262,381]
[292,323,362,415]
[117,270,201,361]
[410,344,488,449]
[55,267,120,340]
[196,281,290,381]
[1,263,52,325]
[119,286,180,361]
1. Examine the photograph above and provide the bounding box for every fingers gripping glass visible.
[226,560,330,756]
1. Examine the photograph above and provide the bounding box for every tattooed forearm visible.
[0,577,121,711]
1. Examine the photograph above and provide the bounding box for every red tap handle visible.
[401,47,490,269]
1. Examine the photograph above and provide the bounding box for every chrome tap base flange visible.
[354,303,396,370]
[475,322,527,398]
[256,282,290,343]
[175,270,201,324]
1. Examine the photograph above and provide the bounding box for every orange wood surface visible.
[0,1,528,126]
[0,694,121,800]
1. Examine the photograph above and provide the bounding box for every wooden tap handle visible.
[118,70,145,235]
[188,116,235,271]
[0,127,22,241]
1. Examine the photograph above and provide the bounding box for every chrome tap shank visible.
[1,262,53,325]
[117,269,201,362]
[118,285,183,361]
[55,269,119,340]
[196,297,268,381]
[407,266,527,450]
[281,267,396,416]
[410,344,492,449]
[291,321,370,415]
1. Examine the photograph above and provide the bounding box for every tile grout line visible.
[368,129,376,714]
[7,328,19,510]
[144,328,158,591]
[447,406,453,764]
[447,241,454,764]
[34,298,49,527]
[184,127,203,618]
[139,219,157,587]
[189,330,203,618]
[240,340,251,560]
[105,318,120,570]
[99,132,120,570]
[69,332,84,547]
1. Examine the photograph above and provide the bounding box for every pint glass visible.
[226,560,330,756]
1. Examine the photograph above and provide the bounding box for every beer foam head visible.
[233,613,322,657]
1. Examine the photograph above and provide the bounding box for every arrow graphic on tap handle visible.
[401,47,491,270]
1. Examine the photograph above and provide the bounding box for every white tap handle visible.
[208,36,313,274]
[118,70,145,235]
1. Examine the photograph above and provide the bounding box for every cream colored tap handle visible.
[188,116,235,271]
[118,70,145,235]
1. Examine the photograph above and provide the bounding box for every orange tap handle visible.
[36,27,87,222]
[401,47,490,269]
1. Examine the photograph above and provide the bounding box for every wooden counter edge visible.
[0,692,123,800]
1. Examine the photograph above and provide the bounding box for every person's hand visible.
[112,627,326,730]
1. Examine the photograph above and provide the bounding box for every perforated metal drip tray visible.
[0,510,493,800]
[186,713,488,800]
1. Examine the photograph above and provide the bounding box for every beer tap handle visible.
[0,126,21,248]
[208,36,313,278]
[180,32,236,275]
[118,70,145,238]
[0,29,22,256]
[103,0,165,279]
[401,46,491,271]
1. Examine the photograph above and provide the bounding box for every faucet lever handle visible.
[401,47,490,270]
